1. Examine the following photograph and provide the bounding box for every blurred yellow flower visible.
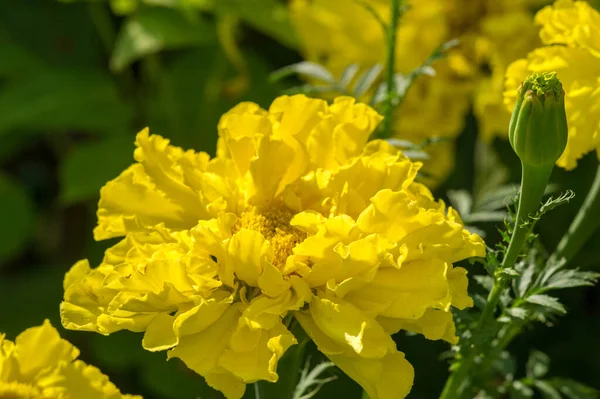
[290,0,544,182]
[505,0,600,170]
[61,95,484,399]
[0,320,140,399]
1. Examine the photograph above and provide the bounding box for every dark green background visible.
[0,1,598,398]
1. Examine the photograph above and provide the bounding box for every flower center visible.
[0,382,43,399]
[233,206,307,268]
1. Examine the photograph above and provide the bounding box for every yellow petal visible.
[14,320,79,381]
[344,258,450,320]
[308,294,395,358]
[328,350,414,399]
[228,229,272,287]
[204,371,246,399]
[168,304,240,375]
[219,322,296,383]
[142,313,178,352]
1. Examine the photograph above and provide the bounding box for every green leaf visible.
[534,381,562,399]
[110,8,217,72]
[270,61,335,85]
[544,269,600,290]
[474,275,494,291]
[0,173,35,264]
[447,189,472,217]
[549,378,599,399]
[210,0,298,49]
[353,64,383,98]
[526,350,550,378]
[338,64,360,89]
[59,136,135,204]
[518,262,537,297]
[525,294,566,314]
[506,307,529,320]
[0,69,132,136]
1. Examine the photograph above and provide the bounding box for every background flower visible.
[0,320,141,399]
[505,0,600,170]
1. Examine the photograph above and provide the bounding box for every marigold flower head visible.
[505,0,600,170]
[0,320,140,399]
[61,95,485,399]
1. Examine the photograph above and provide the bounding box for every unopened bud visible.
[508,72,568,168]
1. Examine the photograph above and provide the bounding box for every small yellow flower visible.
[0,320,140,399]
[505,0,600,170]
[61,95,484,399]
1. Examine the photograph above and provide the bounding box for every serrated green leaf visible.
[549,378,599,399]
[518,262,537,297]
[527,350,550,378]
[0,173,35,263]
[544,269,600,290]
[270,61,334,84]
[111,8,217,72]
[353,64,383,97]
[0,69,132,136]
[60,136,135,204]
[525,294,566,314]
[506,307,529,320]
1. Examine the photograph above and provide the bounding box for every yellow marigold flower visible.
[0,320,140,399]
[290,0,544,183]
[61,95,485,399]
[504,0,600,170]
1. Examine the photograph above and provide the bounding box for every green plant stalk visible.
[379,0,401,140]
[439,164,552,399]
[479,165,552,323]
[553,162,600,264]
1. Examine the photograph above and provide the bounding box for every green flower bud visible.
[508,72,568,168]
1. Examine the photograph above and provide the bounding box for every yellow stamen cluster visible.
[233,206,307,269]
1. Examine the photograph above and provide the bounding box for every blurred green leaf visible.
[0,41,44,79]
[270,61,335,84]
[0,69,132,136]
[534,380,562,399]
[0,265,64,336]
[549,378,599,399]
[141,355,222,399]
[0,173,35,263]
[527,350,550,378]
[209,0,298,49]
[60,136,135,204]
[110,7,217,72]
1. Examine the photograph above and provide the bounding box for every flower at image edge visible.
[504,0,600,170]
[61,94,485,399]
[0,320,141,399]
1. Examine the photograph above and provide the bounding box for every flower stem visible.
[439,164,552,399]
[553,162,600,264]
[379,0,401,140]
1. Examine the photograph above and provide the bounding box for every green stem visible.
[379,0,401,140]
[439,163,552,399]
[254,382,262,399]
[553,162,600,264]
